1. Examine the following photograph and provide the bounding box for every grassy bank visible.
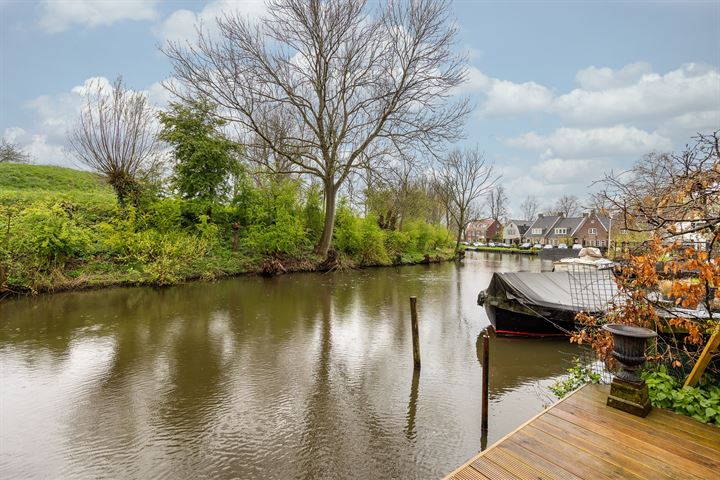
[0,163,456,297]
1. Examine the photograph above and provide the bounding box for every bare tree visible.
[0,139,30,164]
[585,192,615,217]
[68,76,160,207]
[596,131,720,239]
[519,195,539,221]
[554,194,581,217]
[366,152,428,229]
[486,185,508,222]
[434,147,497,251]
[163,0,470,257]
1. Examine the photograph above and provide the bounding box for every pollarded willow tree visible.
[68,76,160,207]
[163,0,470,257]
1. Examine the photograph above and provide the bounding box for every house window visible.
[588,228,597,235]
[600,240,606,247]
[531,228,542,235]
[554,228,567,235]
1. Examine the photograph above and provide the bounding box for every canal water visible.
[0,252,581,479]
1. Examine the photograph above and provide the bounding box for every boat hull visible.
[484,302,575,337]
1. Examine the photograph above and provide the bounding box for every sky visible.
[1,0,719,216]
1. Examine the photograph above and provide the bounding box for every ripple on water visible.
[1,259,580,479]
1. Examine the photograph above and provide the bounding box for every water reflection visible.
[1,252,575,479]
[405,369,420,442]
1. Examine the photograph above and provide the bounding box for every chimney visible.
[538,213,543,218]
[583,212,589,217]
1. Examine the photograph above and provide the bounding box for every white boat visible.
[552,247,614,272]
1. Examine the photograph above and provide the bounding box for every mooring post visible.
[410,296,421,370]
[481,329,489,432]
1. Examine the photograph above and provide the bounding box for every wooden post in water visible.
[410,296,421,370]
[481,329,490,433]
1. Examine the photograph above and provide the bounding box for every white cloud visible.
[530,158,595,185]
[575,62,652,91]
[462,63,719,129]
[658,109,720,138]
[8,76,167,167]
[505,126,673,159]
[555,63,719,125]
[38,0,159,33]
[461,67,553,116]
[154,0,267,43]
[504,175,567,204]
[147,80,176,106]
[3,127,71,167]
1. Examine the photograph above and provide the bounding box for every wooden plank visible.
[571,385,720,441]
[535,410,691,480]
[452,468,492,480]
[507,429,609,480]
[530,416,675,480]
[519,426,633,480]
[684,326,720,387]
[499,439,583,480]
[553,399,720,473]
[442,383,589,479]
[445,383,720,480]
[470,456,520,480]
[488,447,557,480]
[575,384,720,437]
[568,387,720,452]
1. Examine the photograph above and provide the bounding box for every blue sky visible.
[1,0,719,215]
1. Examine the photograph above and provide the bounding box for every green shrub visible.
[404,220,433,251]
[143,198,183,232]
[550,358,601,398]
[242,179,307,255]
[126,230,209,286]
[13,204,91,267]
[357,216,389,265]
[642,366,720,425]
[303,185,324,243]
[430,224,452,250]
[243,208,306,255]
[384,229,413,258]
[333,204,363,255]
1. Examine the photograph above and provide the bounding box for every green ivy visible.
[642,366,720,425]
[550,358,601,398]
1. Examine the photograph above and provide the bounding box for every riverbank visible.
[0,163,457,297]
[464,245,539,255]
[2,247,456,298]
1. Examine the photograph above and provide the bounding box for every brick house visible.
[465,219,502,242]
[573,211,611,247]
[546,216,584,246]
[524,214,562,245]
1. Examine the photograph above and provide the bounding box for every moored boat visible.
[478,270,618,336]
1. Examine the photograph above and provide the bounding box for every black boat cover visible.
[485,271,618,313]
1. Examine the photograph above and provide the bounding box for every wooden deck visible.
[445,383,720,480]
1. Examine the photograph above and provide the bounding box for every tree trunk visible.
[316,182,337,258]
[113,184,127,209]
[455,212,464,252]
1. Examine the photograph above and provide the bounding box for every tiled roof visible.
[510,219,532,227]
[598,215,611,231]
[527,215,561,232]
[547,217,584,237]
